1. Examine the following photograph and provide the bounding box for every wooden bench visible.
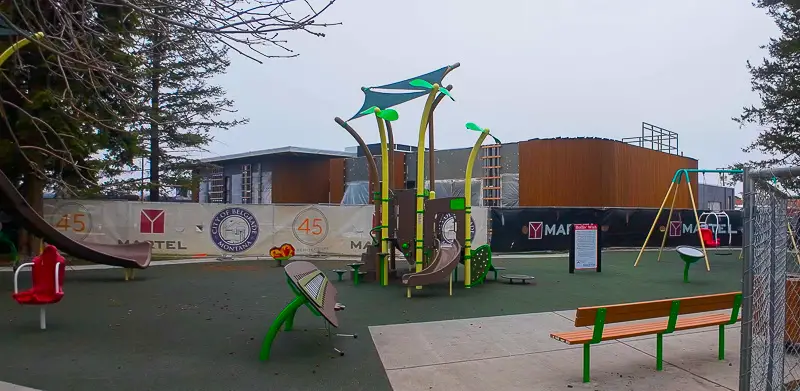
[550,292,742,383]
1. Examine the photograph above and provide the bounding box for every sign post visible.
[569,223,601,273]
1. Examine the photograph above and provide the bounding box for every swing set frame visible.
[633,168,743,271]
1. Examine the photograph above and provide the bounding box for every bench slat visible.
[574,292,740,327]
[552,313,738,344]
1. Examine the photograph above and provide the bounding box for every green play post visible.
[656,301,681,371]
[719,294,742,360]
[582,308,607,383]
[678,253,703,283]
[260,294,306,361]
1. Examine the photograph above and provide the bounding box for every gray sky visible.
[208,0,778,187]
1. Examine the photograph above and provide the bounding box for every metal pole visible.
[767,192,777,388]
[739,168,754,391]
[749,165,800,179]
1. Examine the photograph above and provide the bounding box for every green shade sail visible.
[347,63,458,121]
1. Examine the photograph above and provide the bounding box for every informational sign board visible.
[569,223,601,273]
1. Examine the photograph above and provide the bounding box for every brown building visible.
[196,137,706,209]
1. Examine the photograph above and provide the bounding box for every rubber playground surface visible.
[0,250,742,391]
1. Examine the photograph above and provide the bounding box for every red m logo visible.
[140,209,165,234]
[669,221,682,237]
[528,222,543,240]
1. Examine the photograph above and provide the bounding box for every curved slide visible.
[402,240,462,286]
[0,170,152,269]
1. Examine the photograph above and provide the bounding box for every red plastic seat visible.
[699,228,720,248]
[13,245,65,306]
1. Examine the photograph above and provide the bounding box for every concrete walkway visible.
[369,310,741,390]
[0,381,39,391]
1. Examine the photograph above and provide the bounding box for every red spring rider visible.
[13,244,66,330]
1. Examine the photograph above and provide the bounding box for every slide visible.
[402,239,462,286]
[0,170,152,269]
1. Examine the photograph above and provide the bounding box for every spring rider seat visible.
[676,245,704,283]
[12,245,66,330]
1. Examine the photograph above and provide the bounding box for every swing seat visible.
[13,245,66,306]
[700,228,720,248]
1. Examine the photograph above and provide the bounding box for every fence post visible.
[739,167,754,391]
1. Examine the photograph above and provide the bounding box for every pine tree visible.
[736,1,800,187]
[102,2,247,201]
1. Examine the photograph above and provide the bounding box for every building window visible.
[208,166,224,203]
[707,201,722,212]
[241,164,252,204]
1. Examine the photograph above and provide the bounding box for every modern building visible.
[195,123,736,209]
[698,183,736,211]
[196,146,354,204]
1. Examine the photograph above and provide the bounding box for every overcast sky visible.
[206,0,778,186]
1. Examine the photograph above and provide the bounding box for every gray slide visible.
[402,239,462,287]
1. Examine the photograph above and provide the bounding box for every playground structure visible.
[634,168,743,274]
[334,64,499,295]
[260,260,356,361]
[12,244,66,330]
[268,243,295,267]
[0,169,153,279]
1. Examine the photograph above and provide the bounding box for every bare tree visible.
[0,0,339,253]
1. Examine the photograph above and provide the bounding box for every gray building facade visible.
[698,183,736,211]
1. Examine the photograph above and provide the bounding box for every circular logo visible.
[210,207,259,253]
[292,207,329,246]
[438,213,476,244]
[50,201,93,241]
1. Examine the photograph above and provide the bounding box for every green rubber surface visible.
[0,251,741,391]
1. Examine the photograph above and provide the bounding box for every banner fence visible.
[490,207,742,252]
[38,200,490,257]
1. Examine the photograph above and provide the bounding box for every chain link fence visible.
[740,167,800,391]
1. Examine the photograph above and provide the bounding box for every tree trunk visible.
[18,171,44,256]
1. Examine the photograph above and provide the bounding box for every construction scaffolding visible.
[622,122,680,155]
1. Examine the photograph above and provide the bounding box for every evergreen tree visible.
[0,2,141,253]
[103,2,247,200]
[737,0,800,188]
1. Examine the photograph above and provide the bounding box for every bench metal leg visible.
[583,344,590,383]
[718,325,725,360]
[656,333,663,371]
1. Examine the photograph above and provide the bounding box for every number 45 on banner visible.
[55,213,87,233]
[297,218,323,235]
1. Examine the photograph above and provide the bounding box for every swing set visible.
[634,168,743,272]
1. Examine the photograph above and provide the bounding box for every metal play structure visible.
[333,64,500,296]
[633,168,743,272]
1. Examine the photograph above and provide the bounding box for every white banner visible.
[42,201,490,257]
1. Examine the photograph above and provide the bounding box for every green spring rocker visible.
[676,246,704,283]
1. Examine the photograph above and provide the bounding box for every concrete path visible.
[369,311,741,390]
[0,381,40,391]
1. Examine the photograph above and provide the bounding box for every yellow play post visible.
[463,126,490,287]
[412,85,440,294]
[374,111,391,286]
[633,181,675,267]
[0,32,44,66]
[656,181,681,262]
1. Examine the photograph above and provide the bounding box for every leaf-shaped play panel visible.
[376,108,399,121]
[466,244,492,287]
[465,122,483,132]
[409,79,434,89]
[438,88,455,101]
